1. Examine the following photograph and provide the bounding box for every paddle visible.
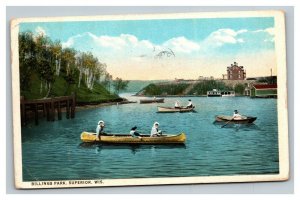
[221,117,234,128]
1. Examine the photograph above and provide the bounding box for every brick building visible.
[225,62,246,80]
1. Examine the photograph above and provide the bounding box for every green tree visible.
[35,35,57,97]
[189,80,233,95]
[61,48,78,94]
[143,84,162,95]
[112,77,129,94]
[19,32,36,91]
[76,52,106,90]
[234,83,246,95]
[18,31,114,101]
[51,41,62,76]
[102,72,113,92]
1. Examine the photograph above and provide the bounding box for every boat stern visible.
[178,132,186,143]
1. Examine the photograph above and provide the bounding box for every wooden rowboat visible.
[140,98,164,104]
[157,106,195,113]
[215,115,257,123]
[80,132,186,144]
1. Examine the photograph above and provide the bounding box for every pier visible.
[20,93,76,126]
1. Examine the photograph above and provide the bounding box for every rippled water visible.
[21,94,279,181]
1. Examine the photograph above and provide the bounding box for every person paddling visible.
[174,101,181,109]
[130,126,141,138]
[96,120,105,139]
[186,99,194,108]
[150,122,162,137]
[232,110,243,120]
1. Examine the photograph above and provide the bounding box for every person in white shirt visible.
[96,120,105,139]
[174,101,180,109]
[186,99,193,108]
[232,110,243,119]
[150,122,162,137]
[130,126,141,137]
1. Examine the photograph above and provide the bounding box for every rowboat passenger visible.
[232,110,243,120]
[186,99,193,108]
[175,101,181,109]
[96,120,105,138]
[130,126,141,137]
[150,122,162,137]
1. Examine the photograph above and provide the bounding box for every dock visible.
[20,93,76,126]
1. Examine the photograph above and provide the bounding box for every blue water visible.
[21,94,279,181]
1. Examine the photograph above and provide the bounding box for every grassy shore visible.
[21,72,122,104]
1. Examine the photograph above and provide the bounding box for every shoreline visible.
[75,100,137,111]
[22,99,137,125]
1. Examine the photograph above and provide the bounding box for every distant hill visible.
[136,79,261,96]
[125,80,170,93]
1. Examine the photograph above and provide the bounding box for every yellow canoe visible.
[80,132,186,144]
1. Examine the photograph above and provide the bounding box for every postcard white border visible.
[11,10,289,189]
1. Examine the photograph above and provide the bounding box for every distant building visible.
[250,84,277,98]
[174,78,184,82]
[225,62,246,80]
[198,76,214,80]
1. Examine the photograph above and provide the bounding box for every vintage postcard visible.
[11,10,289,189]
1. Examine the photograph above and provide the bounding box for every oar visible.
[221,118,234,128]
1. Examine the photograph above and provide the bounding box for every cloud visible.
[203,29,245,47]
[237,29,248,34]
[90,33,199,54]
[162,37,200,53]
[62,34,84,48]
[62,32,159,65]
[62,32,201,62]
[61,27,275,63]
[265,27,275,35]
[58,27,276,80]
[200,27,276,53]
[253,27,275,35]
[244,27,275,44]
[35,26,46,36]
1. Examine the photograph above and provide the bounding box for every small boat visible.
[80,132,186,144]
[221,91,235,97]
[207,89,222,97]
[215,115,257,123]
[207,89,235,97]
[157,106,195,113]
[140,98,164,104]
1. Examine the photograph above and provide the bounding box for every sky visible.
[20,17,277,80]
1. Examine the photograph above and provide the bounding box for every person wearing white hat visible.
[186,99,194,108]
[174,101,181,109]
[150,122,162,137]
[96,120,105,139]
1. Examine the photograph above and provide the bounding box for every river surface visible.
[21,94,279,181]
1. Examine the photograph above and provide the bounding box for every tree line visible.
[141,80,246,96]
[19,31,129,98]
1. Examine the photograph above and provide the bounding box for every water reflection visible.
[212,121,260,132]
[79,142,186,154]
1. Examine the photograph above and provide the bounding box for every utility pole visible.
[271,68,272,77]
[270,68,273,84]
